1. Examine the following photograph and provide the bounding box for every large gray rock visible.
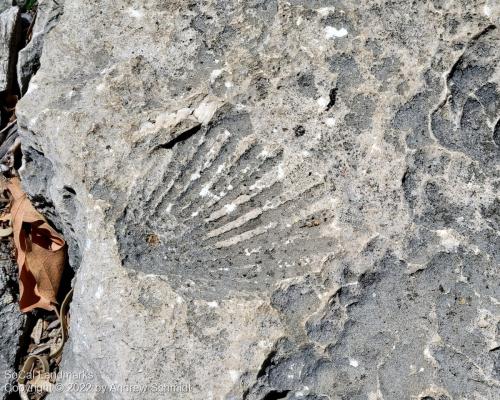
[0,240,25,399]
[0,1,12,14]
[0,7,22,400]
[0,6,19,92]
[15,0,500,399]
[17,0,64,95]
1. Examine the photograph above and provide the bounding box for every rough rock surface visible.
[17,0,64,95]
[0,5,19,93]
[0,7,25,399]
[0,240,24,399]
[14,0,500,399]
[0,1,12,14]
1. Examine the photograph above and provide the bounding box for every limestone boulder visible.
[14,0,500,399]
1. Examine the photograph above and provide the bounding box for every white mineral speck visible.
[325,117,336,127]
[194,100,220,125]
[126,8,144,19]
[210,69,223,83]
[436,229,460,252]
[295,386,310,397]
[200,185,211,197]
[228,370,239,382]
[324,26,348,39]
[277,164,285,179]
[317,7,335,17]
[317,96,329,109]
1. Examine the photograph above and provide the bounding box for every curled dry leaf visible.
[28,373,54,393]
[30,343,52,356]
[46,318,60,331]
[2,177,66,312]
[0,212,10,220]
[30,319,44,345]
[0,212,12,237]
[0,226,12,237]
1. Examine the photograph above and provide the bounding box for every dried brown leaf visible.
[46,318,60,331]
[31,319,44,345]
[0,226,12,237]
[30,343,51,356]
[28,373,54,393]
[2,177,66,312]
